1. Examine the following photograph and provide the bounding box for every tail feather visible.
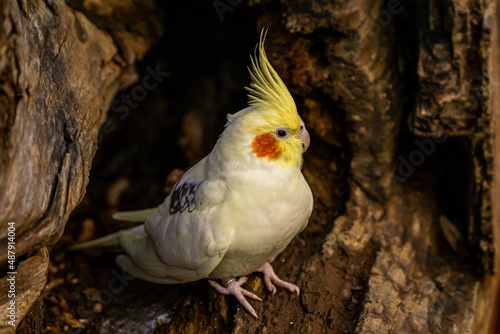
[112,208,157,222]
[67,225,145,251]
[67,232,120,251]
[69,206,158,251]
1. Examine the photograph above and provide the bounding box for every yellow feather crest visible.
[245,30,300,127]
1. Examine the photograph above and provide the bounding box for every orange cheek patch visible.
[251,133,281,160]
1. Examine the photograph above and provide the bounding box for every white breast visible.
[208,166,313,278]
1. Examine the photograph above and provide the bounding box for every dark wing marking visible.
[169,182,201,214]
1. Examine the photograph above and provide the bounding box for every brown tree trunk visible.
[2,0,500,333]
[0,0,160,332]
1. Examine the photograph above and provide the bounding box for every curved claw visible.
[208,277,262,318]
[258,262,300,296]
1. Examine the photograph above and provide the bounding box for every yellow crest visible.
[245,30,300,127]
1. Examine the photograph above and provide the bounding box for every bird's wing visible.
[129,156,232,283]
[115,225,221,284]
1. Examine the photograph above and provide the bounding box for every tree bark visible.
[0,0,160,332]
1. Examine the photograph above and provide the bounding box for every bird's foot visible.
[208,277,262,318]
[257,262,300,296]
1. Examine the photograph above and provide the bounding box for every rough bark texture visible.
[0,0,160,332]
[2,0,500,333]
[0,248,48,333]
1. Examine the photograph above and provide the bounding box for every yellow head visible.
[238,31,310,169]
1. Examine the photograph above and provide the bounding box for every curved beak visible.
[296,121,310,152]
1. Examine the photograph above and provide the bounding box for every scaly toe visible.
[262,275,277,294]
[208,277,262,318]
[258,262,300,296]
[282,282,300,296]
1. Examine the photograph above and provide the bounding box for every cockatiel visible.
[69,31,313,318]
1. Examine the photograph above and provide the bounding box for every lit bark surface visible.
[0,0,160,332]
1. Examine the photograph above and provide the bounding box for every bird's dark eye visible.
[275,128,289,138]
